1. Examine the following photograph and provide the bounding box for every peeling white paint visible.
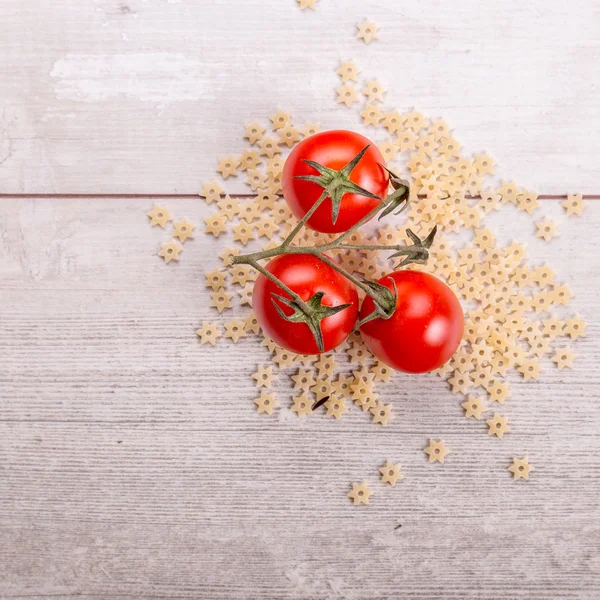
[49,53,207,103]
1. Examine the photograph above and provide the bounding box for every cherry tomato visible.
[252,254,359,354]
[359,271,464,373]
[282,130,388,234]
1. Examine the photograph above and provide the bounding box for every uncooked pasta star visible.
[360,103,384,126]
[516,191,539,215]
[205,269,227,291]
[336,83,359,108]
[204,213,228,237]
[363,80,386,103]
[311,379,334,402]
[315,354,336,378]
[332,374,353,397]
[551,347,576,369]
[239,148,262,171]
[244,312,261,335]
[371,361,393,383]
[473,153,495,176]
[517,358,541,381]
[257,135,281,158]
[356,19,379,44]
[244,121,266,145]
[252,365,276,389]
[223,319,247,343]
[461,395,486,419]
[232,221,255,245]
[350,381,378,411]
[563,193,586,216]
[201,180,224,203]
[325,396,348,419]
[278,123,301,148]
[296,0,317,10]
[564,316,586,340]
[158,239,183,264]
[209,290,233,313]
[195,322,222,345]
[448,372,472,395]
[269,108,291,130]
[535,218,558,242]
[216,155,240,179]
[424,440,450,463]
[173,217,195,243]
[147,205,172,228]
[379,460,403,486]
[337,59,360,82]
[550,283,573,306]
[272,348,297,369]
[301,122,321,137]
[370,401,393,426]
[381,110,404,134]
[508,457,534,480]
[254,391,278,415]
[348,481,373,505]
[498,181,521,205]
[487,413,510,438]
[291,393,313,417]
[238,283,254,307]
[485,380,510,405]
[478,189,502,213]
[291,368,316,392]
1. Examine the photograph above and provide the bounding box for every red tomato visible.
[282,130,389,234]
[252,254,359,354]
[359,271,464,373]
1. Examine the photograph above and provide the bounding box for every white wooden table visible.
[1,2,600,598]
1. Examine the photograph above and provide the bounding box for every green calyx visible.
[377,164,411,220]
[294,145,382,224]
[389,226,438,267]
[270,291,353,353]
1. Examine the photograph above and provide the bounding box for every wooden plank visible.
[1,1,599,194]
[1,198,599,598]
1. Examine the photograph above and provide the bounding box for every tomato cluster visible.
[251,130,464,373]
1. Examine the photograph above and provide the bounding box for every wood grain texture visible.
[1,198,600,599]
[1,0,599,194]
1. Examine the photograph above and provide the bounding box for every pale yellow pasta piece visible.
[238,282,254,307]
[405,110,427,133]
[535,218,558,242]
[552,346,576,369]
[379,460,403,486]
[350,381,378,411]
[381,110,405,134]
[424,439,450,463]
[311,379,334,402]
[205,268,227,291]
[490,353,510,377]
[255,216,279,239]
[278,123,301,148]
[337,59,360,82]
[360,103,384,127]
[210,290,233,313]
[254,390,278,415]
[428,119,452,141]
[239,148,262,172]
[363,79,386,103]
[204,213,228,237]
[498,181,521,205]
[272,348,297,369]
[291,368,317,392]
[485,380,511,404]
[473,227,496,249]
[378,139,399,162]
[371,361,393,383]
[261,337,278,353]
[487,413,510,438]
[550,283,573,305]
[252,365,276,389]
[244,122,266,145]
[257,135,281,158]
[269,108,291,130]
[301,122,321,137]
[325,396,348,419]
[563,193,586,216]
[315,354,336,378]
[347,343,371,364]
[332,374,354,397]
[217,195,240,220]
[564,316,586,340]
[461,395,487,419]
[414,133,438,158]
[473,153,496,176]
[223,318,247,343]
[291,393,313,417]
[517,358,541,381]
[516,191,539,215]
[508,457,534,481]
[370,401,393,426]
[472,364,494,390]
[147,205,172,228]
[219,246,240,266]
[437,136,462,158]
[396,130,418,152]
[348,481,373,505]
[356,19,379,44]
[478,189,501,213]
[158,239,183,264]
[448,371,473,394]
[246,168,268,191]
[195,322,222,345]
[244,312,261,335]
[232,220,255,245]
[336,82,360,108]
[217,155,241,179]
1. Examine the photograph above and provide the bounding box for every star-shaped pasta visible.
[269,108,291,130]
[356,19,379,44]
[291,368,316,392]
[216,155,240,179]
[360,103,384,127]
[195,322,222,345]
[158,239,183,263]
[301,122,321,137]
[332,374,354,397]
[252,365,276,389]
[336,83,359,108]
[325,396,348,419]
[204,213,228,237]
[508,457,534,480]
[424,439,450,463]
[563,193,586,216]
[487,413,510,438]
[473,227,495,249]
[350,381,378,411]
[296,0,317,10]
[315,354,336,378]
[473,153,495,175]
[311,379,334,402]
[348,481,373,505]
[381,110,404,134]
[370,401,393,426]
[396,130,417,152]
[498,181,521,205]
[257,135,281,158]
[337,60,360,82]
[291,393,313,417]
[244,312,261,335]
[254,390,278,415]
[278,123,301,148]
[516,191,539,215]
[377,460,402,486]
[238,282,254,307]
[448,372,472,395]
[517,358,541,381]
[272,348,297,369]
[551,347,576,369]
[201,180,224,203]
[461,395,486,419]
[485,380,510,404]
[239,148,262,172]
[244,122,266,145]
[535,218,558,242]
[232,220,255,245]
[255,216,279,239]
[405,110,427,132]
[564,316,586,339]
[173,217,195,242]
[372,361,393,383]
[209,290,233,313]
[550,283,573,305]
[363,80,386,103]
[223,318,247,343]
[205,268,227,291]
[478,189,501,213]
[147,205,172,228]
